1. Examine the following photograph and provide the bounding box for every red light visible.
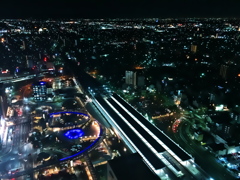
[44,57,47,62]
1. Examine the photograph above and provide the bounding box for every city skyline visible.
[0,16,240,179]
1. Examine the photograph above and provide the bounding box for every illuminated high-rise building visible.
[125,71,136,88]
[32,81,47,101]
[219,65,228,79]
[22,41,26,50]
[26,55,33,68]
[191,44,197,53]
[137,76,145,87]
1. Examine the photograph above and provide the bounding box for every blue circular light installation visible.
[64,129,84,139]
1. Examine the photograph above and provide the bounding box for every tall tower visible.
[32,81,47,101]
[22,41,26,50]
[26,55,33,68]
[125,71,137,88]
[137,76,145,87]
[191,45,197,53]
[219,65,228,79]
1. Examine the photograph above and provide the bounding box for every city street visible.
[0,115,34,177]
[166,122,236,180]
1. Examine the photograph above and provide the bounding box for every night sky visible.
[1,0,240,19]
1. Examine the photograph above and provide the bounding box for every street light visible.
[25,106,30,111]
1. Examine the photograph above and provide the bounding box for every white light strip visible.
[103,98,157,173]
[93,97,168,179]
[112,95,191,163]
[93,98,136,153]
[1,117,8,145]
[108,97,183,177]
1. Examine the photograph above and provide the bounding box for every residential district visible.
[0,18,240,180]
